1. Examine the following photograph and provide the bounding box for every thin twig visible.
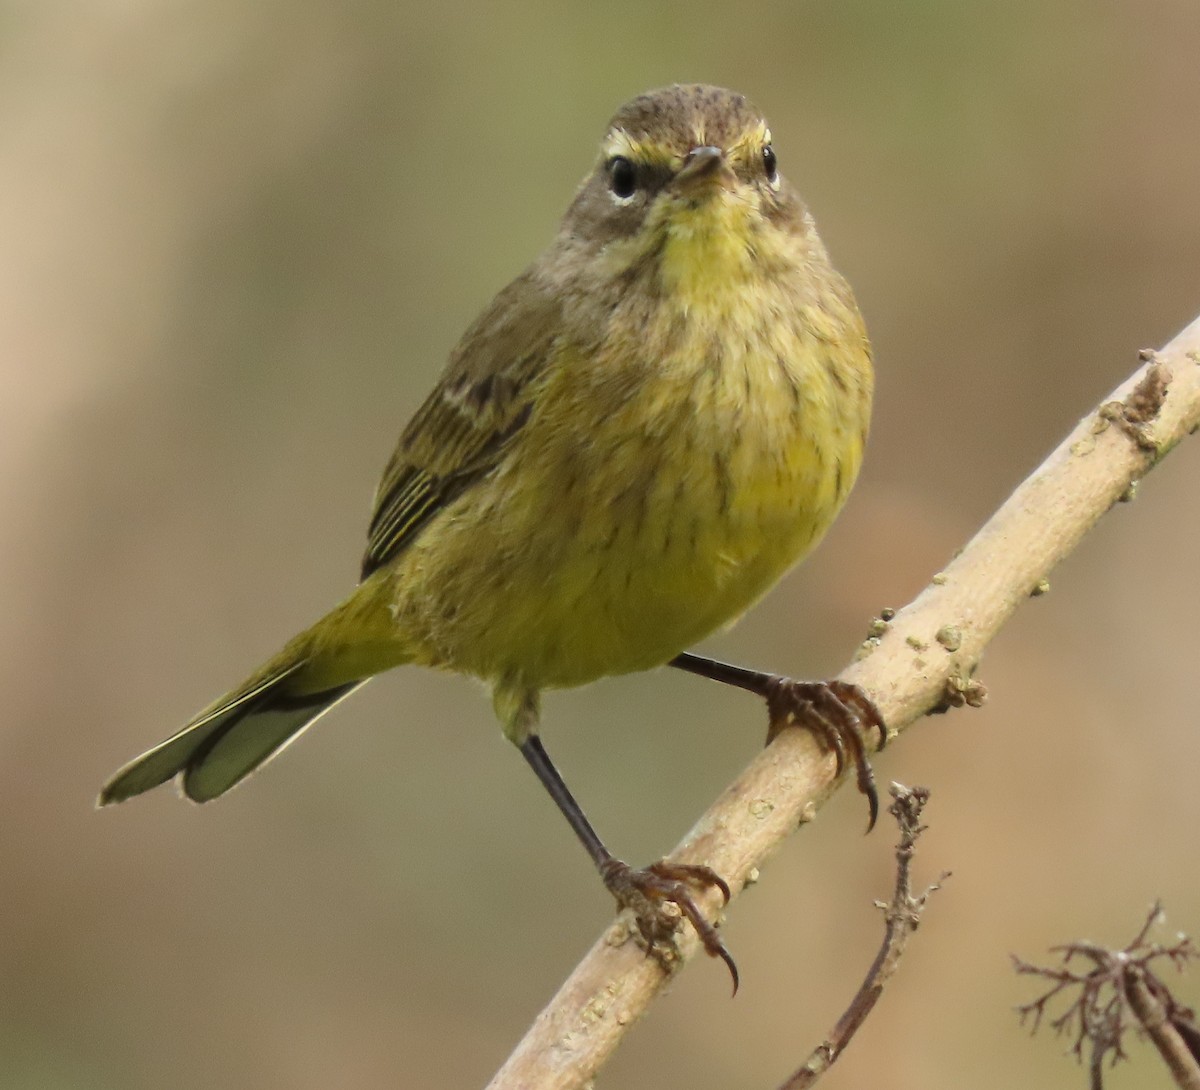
[1015,902,1200,1089]
[488,317,1200,1090]
[778,783,946,1090]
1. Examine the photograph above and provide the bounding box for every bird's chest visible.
[531,303,858,656]
[411,286,868,688]
[595,295,849,552]
[638,354,831,578]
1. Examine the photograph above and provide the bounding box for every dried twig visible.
[488,317,1200,1090]
[778,783,946,1090]
[1014,902,1200,1089]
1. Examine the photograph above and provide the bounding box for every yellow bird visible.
[101,84,881,986]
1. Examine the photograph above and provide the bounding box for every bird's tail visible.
[99,654,365,806]
[97,583,414,806]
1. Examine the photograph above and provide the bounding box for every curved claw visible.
[663,877,739,996]
[765,678,885,833]
[717,942,740,996]
[831,681,889,752]
[647,861,732,905]
[602,858,739,993]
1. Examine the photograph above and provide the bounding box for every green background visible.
[3,2,1199,1087]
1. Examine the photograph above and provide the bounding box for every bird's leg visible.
[518,733,738,992]
[669,652,887,831]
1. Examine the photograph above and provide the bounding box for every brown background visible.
[3,3,1199,1087]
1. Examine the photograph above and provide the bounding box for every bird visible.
[100,84,882,988]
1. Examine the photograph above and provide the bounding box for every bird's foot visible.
[600,857,738,993]
[763,678,888,832]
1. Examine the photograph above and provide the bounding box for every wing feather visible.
[360,271,561,578]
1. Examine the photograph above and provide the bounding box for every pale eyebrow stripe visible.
[728,120,770,153]
[600,117,770,164]
[601,129,675,167]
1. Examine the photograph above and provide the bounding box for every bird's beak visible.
[675,145,735,196]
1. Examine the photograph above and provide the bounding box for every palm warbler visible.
[101,84,879,984]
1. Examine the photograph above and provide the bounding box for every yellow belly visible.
[387,276,871,692]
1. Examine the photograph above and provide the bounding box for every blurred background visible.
[3,2,1199,1087]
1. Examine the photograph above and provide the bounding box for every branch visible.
[778,783,946,1089]
[1014,902,1200,1089]
[487,313,1200,1090]
[1125,965,1200,1090]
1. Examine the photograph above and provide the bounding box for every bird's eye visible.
[762,145,778,184]
[607,156,637,200]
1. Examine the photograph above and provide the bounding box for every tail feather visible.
[182,679,364,802]
[99,661,364,806]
